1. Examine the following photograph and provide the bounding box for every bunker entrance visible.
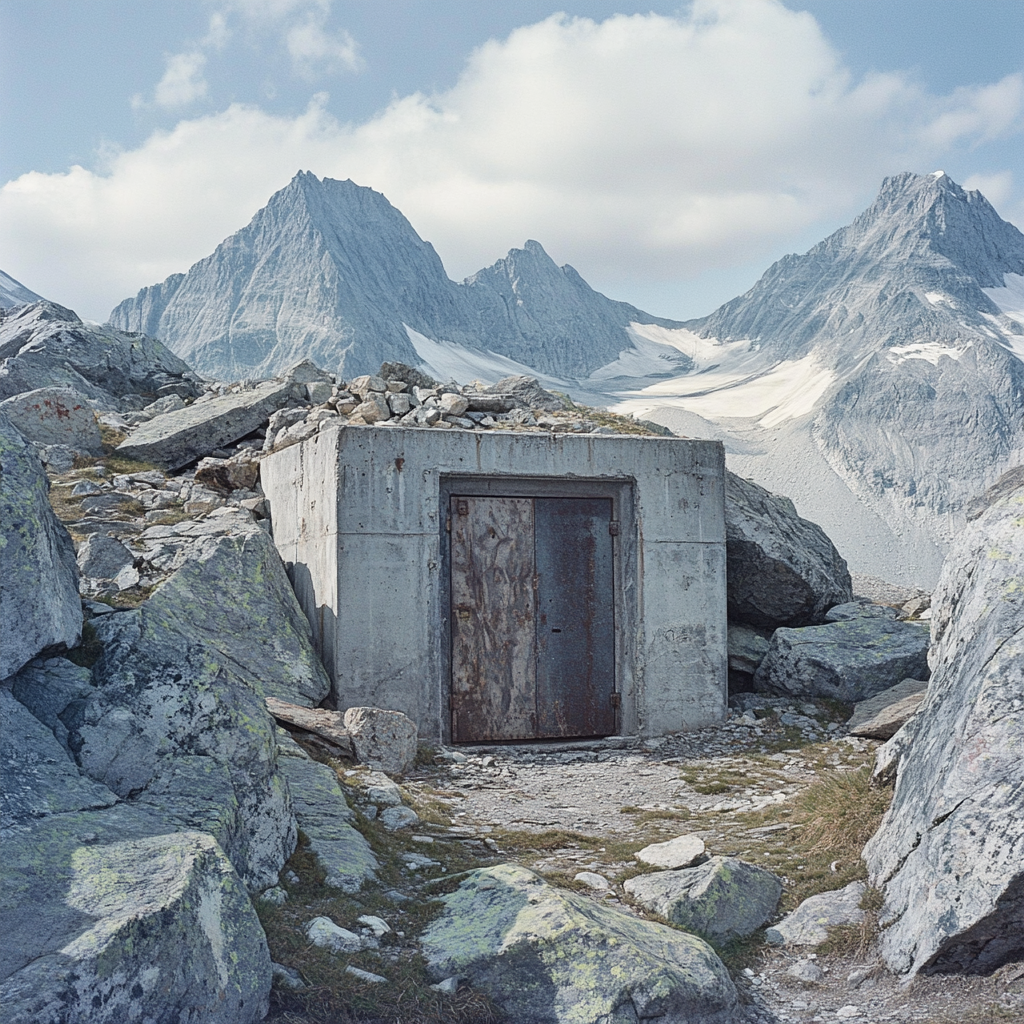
[450,495,616,743]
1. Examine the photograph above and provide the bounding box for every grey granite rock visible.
[624,856,782,941]
[847,678,927,739]
[421,863,737,1024]
[109,173,689,381]
[824,601,897,622]
[725,471,853,628]
[753,617,930,702]
[275,730,378,893]
[0,412,81,680]
[76,532,135,579]
[0,386,102,453]
[727,623,771,689]
[343,706,418,775]
[0,300,198,406]
[863,483,1024,976]
[765,881,866,946]
[0,825,271,1024]
[116,378,298,469]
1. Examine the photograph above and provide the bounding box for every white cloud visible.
[3,0,1023,320]
[286,12,362,79]
[153,51,209,108]
[203,13,231,51]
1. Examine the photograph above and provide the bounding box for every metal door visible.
[535,497,616,737]
[450,495,615,742]
[450,497,538,742]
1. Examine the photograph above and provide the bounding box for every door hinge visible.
[457,500,469,516]
[446,515,451,533]
[610,692,621,708]
[608,521,620,536]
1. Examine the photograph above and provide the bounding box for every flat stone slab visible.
[116,379,297,470]
[0,386,102,453]
[276,736,378,892]
[765,881,866,946]
[624,856,782,941]
[847,678,928,739]
[421,863,738,1024]
[635,834,706,869]
[753,617,930,703]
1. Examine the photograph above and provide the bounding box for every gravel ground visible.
[398,700,1024,1024]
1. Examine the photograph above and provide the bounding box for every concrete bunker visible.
[262,424,727,744]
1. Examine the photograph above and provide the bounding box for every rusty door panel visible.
[534,497,616,738]
[450,496,538,742]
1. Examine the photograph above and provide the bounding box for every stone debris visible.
[573,871,611,890]
[765,881,866,946]
[635,834,706,869]
[265,697,353,756]
[343,706,419,775]
[624,856,783,941]
[306,917,367,953]
[345,966,387,984]
[846,678,928,739]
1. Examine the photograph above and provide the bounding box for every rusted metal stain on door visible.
[450,495,616,742]
[450,496,538,742]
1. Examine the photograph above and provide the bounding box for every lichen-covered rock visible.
[725,471,853,628]
[145,511,330,706]
[116,378,298,470]
[624,857,782,941]
[343,707,418,775]
[421,863,737,1024]
[863,484,1024,976]
[0,411,81,680]
[76,532,135,580]
[0,828,271,1024]
[275,729,378,893]
[0,386,102,453]
[753,617,930,702]
[0,684,271,1024]
[764,881,866,946]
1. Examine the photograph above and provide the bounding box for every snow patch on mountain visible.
[585,323,692,381]
[983,272,1024,326]
[406,326,565,387]
[886,343,969,366]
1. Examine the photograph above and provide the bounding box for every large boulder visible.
[725,471,852,628]
[343,706,418,775]
[0,300,199,406]
[116,379,299,470]
[753,617,930,702]
[0,411,81,680]
[624,856,782,941]
[0,687,271,1024]
[863,484,1024,976]
[0,386,102,453]
[421,863,737,1024]
[764,881,866,947]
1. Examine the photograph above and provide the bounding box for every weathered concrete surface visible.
[421,864,738,1024]
[0,411,81,680]
[863,484,1024,976]
[847,678,927,739]
[765,881,866,946]
[116,378,298,469]
[753,617,930,703]
[0,386,102,453]
[725,471,853,629]
[624,856,782,941]
[275,728,378,892]
[263,425,727,741]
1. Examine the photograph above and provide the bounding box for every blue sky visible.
[2,0,1022,322]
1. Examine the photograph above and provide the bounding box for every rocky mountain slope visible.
[625,172,1024,588]
[110,171,687,382]
[0,270,43,309]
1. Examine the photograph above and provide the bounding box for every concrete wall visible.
[263,424,727,742]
